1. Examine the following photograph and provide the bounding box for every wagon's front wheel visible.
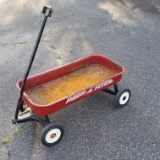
[41,124,64,146]
[115,89,131,108]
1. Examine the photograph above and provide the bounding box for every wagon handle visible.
[42,5,53,17]
[12,6,53,124]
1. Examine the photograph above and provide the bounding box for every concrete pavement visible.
[0,0,160,159]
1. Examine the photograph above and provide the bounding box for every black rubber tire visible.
[40,124,64,146]
[115,89,131,108]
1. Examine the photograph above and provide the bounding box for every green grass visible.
[1,127,21,144]
[2,138,11,144]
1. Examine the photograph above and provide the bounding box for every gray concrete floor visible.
[0,0,160,159]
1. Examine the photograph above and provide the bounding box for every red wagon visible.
[12,6,131,146]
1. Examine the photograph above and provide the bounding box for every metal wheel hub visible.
[50,133,56,139]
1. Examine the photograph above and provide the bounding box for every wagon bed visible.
[17,54,124,116]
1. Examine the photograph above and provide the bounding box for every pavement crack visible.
[0,148,9,154]
[0,146,10,156]
[1,41,28,46]
[111,26,124,31]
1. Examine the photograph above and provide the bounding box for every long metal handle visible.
[20,16,47,96]
[12,6,53,123]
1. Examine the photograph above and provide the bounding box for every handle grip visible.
[42,5,53,17]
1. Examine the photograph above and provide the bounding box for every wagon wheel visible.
[41,124,64,146]
[115,89,131,108]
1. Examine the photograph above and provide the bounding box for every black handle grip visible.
[42,5,53,17]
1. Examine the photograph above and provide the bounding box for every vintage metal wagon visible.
[12,6,131,146]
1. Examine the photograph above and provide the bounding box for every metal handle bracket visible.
[42,5,53,17]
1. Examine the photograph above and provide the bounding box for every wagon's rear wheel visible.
[115,89,131,108]
[41,124,64,146]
